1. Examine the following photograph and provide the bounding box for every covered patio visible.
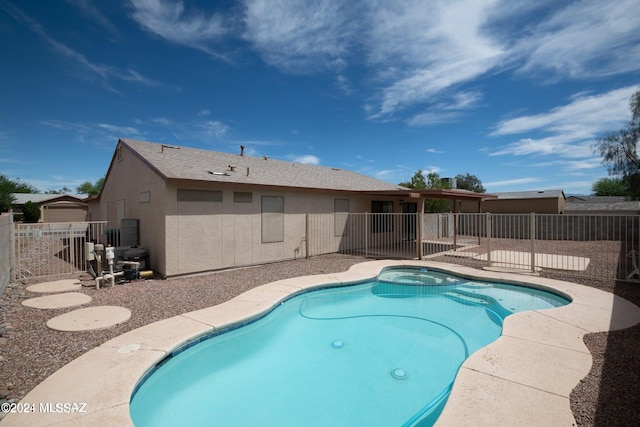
[359,188,497,258]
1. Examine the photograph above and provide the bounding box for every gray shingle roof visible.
[566,196,627,203]
[121,139,407,192]
[565,201,640,212]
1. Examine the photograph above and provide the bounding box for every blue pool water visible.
[130,267,569,426]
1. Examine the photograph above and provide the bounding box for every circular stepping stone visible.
[46,306,131,332]
[26,279,82,294]
[22,292,92,309]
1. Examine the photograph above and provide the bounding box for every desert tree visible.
[594,89,640,199]
[591,177,629,196]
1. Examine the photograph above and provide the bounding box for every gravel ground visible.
[0,254,638,426]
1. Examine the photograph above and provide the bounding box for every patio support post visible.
[530,212,536,273]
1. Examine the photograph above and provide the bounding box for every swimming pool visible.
[130,267,569,426]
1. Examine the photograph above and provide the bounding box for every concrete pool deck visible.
[3,260,640,426]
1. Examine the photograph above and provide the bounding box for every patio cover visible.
[360,188,497,212]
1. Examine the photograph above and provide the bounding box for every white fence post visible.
[486,213,492,266]
[364,213,369,258]
[417,210,424,259]
[530,213,536,273]
[69,223,75,275]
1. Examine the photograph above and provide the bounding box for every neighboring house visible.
[565,196,640,215]
[90,139,491,277]
[460,190,566,214]
[11,193,88,222]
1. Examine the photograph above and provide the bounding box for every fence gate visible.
[13,222,107,280]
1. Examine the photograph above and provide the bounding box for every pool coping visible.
[4,259,640,426]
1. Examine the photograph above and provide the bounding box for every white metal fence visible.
[0,214,12,295]
[13,221,109,280]
[306,212,640,282]
[8,214,639,283]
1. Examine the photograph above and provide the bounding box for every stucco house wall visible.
[89,142,168,271]
[163,184,384,276]
[460,190,566,214]
[91,139,406,277]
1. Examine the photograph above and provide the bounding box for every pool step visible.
[443,292,488,306]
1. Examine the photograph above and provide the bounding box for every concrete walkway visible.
[4,260,640,426]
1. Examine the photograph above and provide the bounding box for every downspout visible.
[305,213,309,259]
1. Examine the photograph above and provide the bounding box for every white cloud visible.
[117,0,639,128]
[530,158,602,171]
[492,86,634,136]
[130,0,229,58]
[291,154,320,165]
[562,158,603,171]
[152,117,172,125]
[426,148,443,154]
[424,165,442,175]
[199,120,229,139]
[408,111,464,127]
[97,123,144,136]
[375,170,394,178]
[490,86,638,158]
[484,177,541,188]
[366,0,504,119]
[514,0,640,78]
[408,91,484,126]
[147,116,230,141]
[3,2,159,90]
[66,0,122,41]
[364,0,640,122]
[242,0,358,73]
[39,120,142,147]
[490,137,594,158]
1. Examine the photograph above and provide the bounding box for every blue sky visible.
[1,0,639,195]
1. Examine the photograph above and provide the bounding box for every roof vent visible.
[228,165,237,172]
[161,144,180,153]
[240,145,245,156]
[263,156,269,160]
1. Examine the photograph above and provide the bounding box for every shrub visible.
[23,201,41,223]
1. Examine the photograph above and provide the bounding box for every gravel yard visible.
[0,253,638,426]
